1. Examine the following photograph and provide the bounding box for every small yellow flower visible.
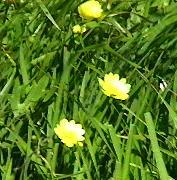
[98,73,131,100]
[73,25,81,33]
[54,119,85,147]
[78,0,103,20]
[73,24,86,34]
[81,25,87,33]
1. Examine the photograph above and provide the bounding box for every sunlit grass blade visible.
[35,0,61,31]
[144,112,169,180]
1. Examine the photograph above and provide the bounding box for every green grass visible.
[1,0,177,179]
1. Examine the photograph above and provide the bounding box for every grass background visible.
[1,0,177,179]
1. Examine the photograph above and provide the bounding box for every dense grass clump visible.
[1,0,177,179]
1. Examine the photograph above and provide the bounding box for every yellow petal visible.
[54,119,85,147]
[78,142,83,147]
[98,73,131,100]
[78,0,103,20]
[73,25,82,33]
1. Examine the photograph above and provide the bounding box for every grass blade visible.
[144,112,169,180]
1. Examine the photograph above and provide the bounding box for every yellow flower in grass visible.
[78,0,103,20]
[73,24,86,34]
[54,119,85,147]
[98,73,131,100]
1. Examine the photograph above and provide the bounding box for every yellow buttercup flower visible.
[54,119,85,147]
[73,24,86,34]
[73,25,81,33]
[78,0,103,20]
[98,73,131,100]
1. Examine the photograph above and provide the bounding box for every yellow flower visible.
[78,0,103,20]
[54,119,85,147]
[73,24,86,34]
[73,25,81,33]
[98,73,131,100]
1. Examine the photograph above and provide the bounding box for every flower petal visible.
[78,0,103,20]
[98,73,131,100]
[54,119,85,147]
